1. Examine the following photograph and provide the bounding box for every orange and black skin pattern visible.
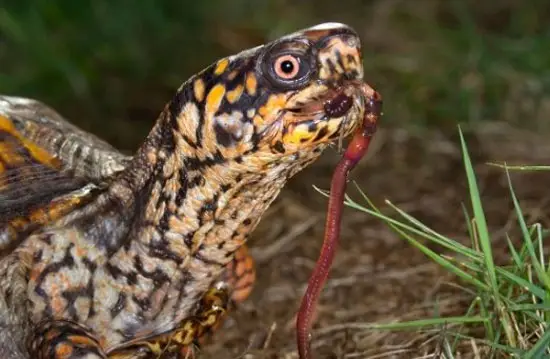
[0,22,375,358]
[0,98,129,257]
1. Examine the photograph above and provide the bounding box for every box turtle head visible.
[164,22,372,175]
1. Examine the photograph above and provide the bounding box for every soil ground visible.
[200,123,550,358]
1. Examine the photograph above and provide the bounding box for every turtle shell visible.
[0,96,132,255]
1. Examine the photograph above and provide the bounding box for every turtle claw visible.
[108,285,230,358]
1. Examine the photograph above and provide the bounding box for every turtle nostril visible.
[324,93,353,118]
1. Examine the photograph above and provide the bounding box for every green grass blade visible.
[505,234,524,269]
[523,328,550,359]
[354,205,490,291]
[459,127,499,294]
[508,303,550,312]
[341,184,482,261]
[505,169,550,292]
[366,316,488,330]
[461,203,475,247]
[487,163,550,171]
[385,199,481,259]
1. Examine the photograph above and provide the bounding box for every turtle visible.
[0,22,374,359]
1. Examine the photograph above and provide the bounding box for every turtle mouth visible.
[281,81,369,146]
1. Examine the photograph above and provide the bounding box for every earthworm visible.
[296,85,382,359]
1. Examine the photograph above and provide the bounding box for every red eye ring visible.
[273,54,300,80]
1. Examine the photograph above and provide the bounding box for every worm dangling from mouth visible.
[296,84,382,359]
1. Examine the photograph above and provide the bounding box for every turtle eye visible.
[262,49,312,89]
[273,54,301,80]
[259,40,313,89]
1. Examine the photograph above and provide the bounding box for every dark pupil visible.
[280,60,295,74]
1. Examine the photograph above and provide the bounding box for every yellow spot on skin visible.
[258,94,286,117]
[193,78,205,102]
[206,84,226,116]
[10,196,83,241]
[0,116,15,132]
[49,198,82,219]
[226,84,243,104]
[0,115,60,168]
[252,114,265,127]
[246,108,255,118]
[203,84,229,154]
[245,72,257,95]
[214,58,229,75]
[283,123,316,145]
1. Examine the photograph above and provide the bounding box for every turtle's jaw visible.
[276,81,371,149]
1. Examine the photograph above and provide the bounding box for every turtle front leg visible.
[186,244,257,348]
[107,284,230,359]
[29,319,107,359]
[221,244,256,305]
[108,245,256,359]
[175,244,257,349]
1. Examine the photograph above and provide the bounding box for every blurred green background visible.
[1,0,549,152]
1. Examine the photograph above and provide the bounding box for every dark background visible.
[2,0,549,149]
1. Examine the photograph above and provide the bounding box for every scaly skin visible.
[0,23,373,358]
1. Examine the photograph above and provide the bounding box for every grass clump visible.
[331,128,550,358]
